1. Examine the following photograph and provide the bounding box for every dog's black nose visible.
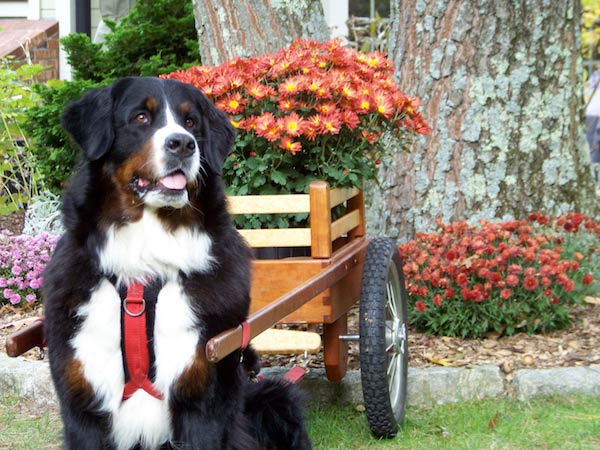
[165,133,196,158]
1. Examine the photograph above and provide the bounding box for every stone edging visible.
[1,353,599,410]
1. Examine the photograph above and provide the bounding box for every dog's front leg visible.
[169,355,257,450]
[60,407,114,450]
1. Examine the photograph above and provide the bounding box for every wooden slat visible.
[309,181,332,258]
[227,194,310,215]
[347,189,366,239]
[331,209,360,241]
[238,228,311,248]
[329,186,360,208]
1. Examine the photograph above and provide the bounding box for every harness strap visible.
[122,282,163,401]
[240,321,251,352]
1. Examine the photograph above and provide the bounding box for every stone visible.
[513,365,600,400]
[0,353,57,409]
[405,365,504,406]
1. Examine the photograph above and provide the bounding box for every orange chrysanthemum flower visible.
[278,113,307,137]
[319,114,342,135]
[279,137,302,155]
[216,93,247,114]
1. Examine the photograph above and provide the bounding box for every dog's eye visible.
[136,113,149,125]
[185,118,195,128]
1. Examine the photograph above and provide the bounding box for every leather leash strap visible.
[122,282,163,401]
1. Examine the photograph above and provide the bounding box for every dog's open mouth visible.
[132,170,188,197]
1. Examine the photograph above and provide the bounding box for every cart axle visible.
[338,334,360,341]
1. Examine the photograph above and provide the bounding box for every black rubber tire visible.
[359,237,408,438]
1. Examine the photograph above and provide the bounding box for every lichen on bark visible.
[367,0,598,241]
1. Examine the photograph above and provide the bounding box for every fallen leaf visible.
[438,426,451,439]
[583,296,600,305]
[0,317,38,331]
[482,340,498,349]
[522,353,535,366]
[500,360,513,374]
[424,353,455,367]
[488,411,499,431]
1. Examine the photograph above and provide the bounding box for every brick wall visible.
[0,20,60,81]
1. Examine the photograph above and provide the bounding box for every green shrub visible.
[24,79,104,193]
[400,212,599,338]
[0,58,43,212]
[62,0,199,82]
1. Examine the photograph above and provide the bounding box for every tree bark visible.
[368,0,598,240]
[192,0,330,65]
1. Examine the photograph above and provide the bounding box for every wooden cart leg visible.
[323,313,348,382]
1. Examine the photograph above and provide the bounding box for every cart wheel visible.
[359,237,408,438]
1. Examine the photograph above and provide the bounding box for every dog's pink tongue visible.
[159,173,187,190]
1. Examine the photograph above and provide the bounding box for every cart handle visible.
[5,318,45,357]
[205,237,369,363]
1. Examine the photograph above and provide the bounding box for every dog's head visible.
[62,77,234,210]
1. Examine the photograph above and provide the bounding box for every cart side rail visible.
[205,236,369,363]
[227,181,365,257]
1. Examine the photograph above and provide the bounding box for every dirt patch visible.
[0,209,25,234]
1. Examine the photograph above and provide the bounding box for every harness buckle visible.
[123,298,146,317]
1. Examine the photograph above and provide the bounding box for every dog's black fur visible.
[42,77,311,450]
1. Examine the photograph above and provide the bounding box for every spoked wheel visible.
[359,237,408,438]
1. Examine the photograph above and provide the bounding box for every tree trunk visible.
[367,0,597,240]
[192,0,330,65]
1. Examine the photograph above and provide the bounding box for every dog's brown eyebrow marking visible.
[145,97,158,112]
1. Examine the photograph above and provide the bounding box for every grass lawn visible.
[1,394,598,449]
[307,395,600,449]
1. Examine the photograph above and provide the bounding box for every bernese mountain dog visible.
[42,77,311,450]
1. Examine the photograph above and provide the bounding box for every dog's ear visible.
[191,87,235,176]
[61,85,114,161]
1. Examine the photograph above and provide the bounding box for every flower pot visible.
[253,246,311,260]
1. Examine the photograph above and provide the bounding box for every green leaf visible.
[271,169,287,186]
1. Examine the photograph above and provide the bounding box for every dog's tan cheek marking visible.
[100,143,155,226]
[173,346,210,399]
[64,358,95,405]
[114,142,155,188]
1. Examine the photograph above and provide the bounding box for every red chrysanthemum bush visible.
[399,212,600,338]
[165,39,428,227]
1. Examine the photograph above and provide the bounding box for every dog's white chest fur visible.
[70,211,213,450]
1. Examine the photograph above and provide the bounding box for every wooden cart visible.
[6,181,409,438]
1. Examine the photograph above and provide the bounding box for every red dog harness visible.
[121,282,163,401]
[120,282,305,402]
